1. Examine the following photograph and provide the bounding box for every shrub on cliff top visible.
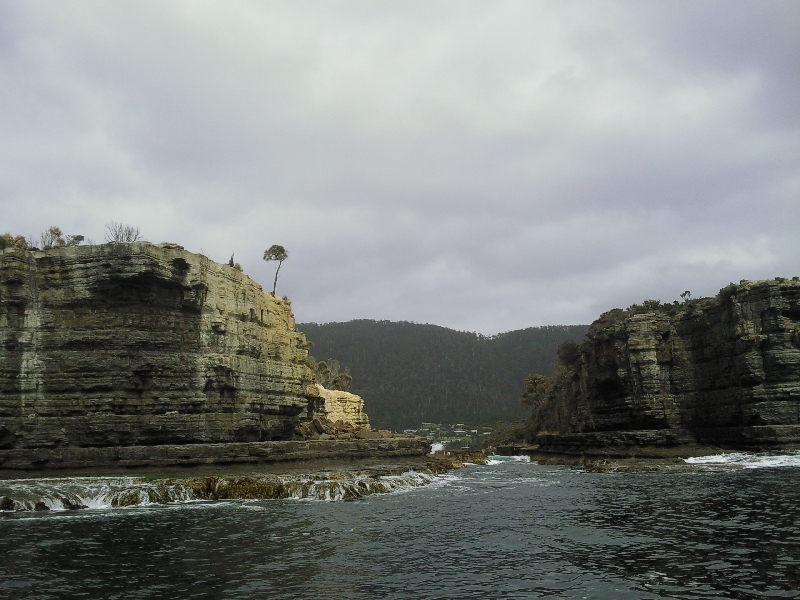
[330,372,353,392]
[105,222,141,243]
[38,226,83,249]
[39,226,65,249]
[306,357,355,391]
[556,340,581,365]
[521,374,551,407]
[40,227,84,249]
[718,282,738,302]
[626,299,670,315]
[1,230,83,251]
[0,233,16,250]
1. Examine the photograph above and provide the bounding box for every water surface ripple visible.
[1,456,798,599]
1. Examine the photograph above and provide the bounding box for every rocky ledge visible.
[0,437,431,472]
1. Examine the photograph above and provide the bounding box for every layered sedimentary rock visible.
[0,242,319,459]
[314,384,371,428]
[533,278,800,452]
[0,437,431,471]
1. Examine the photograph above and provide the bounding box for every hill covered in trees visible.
[297,320,588,430]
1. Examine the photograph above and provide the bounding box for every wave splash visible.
[0,470,438,512]
[486,455,532,466]
[684,451,800,469]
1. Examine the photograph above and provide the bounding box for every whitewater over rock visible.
[0,468,441,510]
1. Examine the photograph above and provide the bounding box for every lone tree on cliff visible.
[263,244,288,296]
[105,222,141,243]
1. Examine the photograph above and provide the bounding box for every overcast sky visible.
[1,1,798,334]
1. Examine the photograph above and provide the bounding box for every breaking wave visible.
[684,451,800,469]
[0,470,440,512]
[486,455,532,466]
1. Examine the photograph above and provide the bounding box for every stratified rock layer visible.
[0,437,431,471]
[314,384,371,429]
[0,242,318,458]
[535,278,800,452]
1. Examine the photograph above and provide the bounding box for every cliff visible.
[0,242,321,460]
[528,278,800,454]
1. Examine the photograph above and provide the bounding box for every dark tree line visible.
[297,320,588,430]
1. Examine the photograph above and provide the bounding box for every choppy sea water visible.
[1,453,798,599]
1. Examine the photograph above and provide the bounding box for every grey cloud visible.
[1,1,798,333]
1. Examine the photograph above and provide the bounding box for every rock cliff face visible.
[0,242,319,456]
[533,278,800,452]
[314,384,371,429]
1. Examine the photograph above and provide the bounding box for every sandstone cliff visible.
[529,278,800,452]
[314,384,371,429]
[0,242,319,456]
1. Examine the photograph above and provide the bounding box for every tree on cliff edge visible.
[263,244,288,296]
[105,222,141,243]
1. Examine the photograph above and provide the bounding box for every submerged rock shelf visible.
[0,452,476,510]
[0,465,439,510]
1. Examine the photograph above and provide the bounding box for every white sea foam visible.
[430,442,444,453]
[684,451,800,469]
[486,455,532,466]
[0,476,199,511]
[284,470,439,502]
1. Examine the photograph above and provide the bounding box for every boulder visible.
[312,384,371,429]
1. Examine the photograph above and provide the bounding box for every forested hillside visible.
[297,320,588,430]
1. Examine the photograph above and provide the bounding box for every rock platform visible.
[0,436,431,472]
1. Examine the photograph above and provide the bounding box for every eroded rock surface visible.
[0,242,317,459]
[532,278,800,453]
[314,384,371,429]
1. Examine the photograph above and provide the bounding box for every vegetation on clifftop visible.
[2,222,144,251]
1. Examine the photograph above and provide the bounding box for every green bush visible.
[330,372,353,391]
[717,282,738,302]
[0,233,30,251]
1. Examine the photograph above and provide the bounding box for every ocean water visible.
[1,453,798,599]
